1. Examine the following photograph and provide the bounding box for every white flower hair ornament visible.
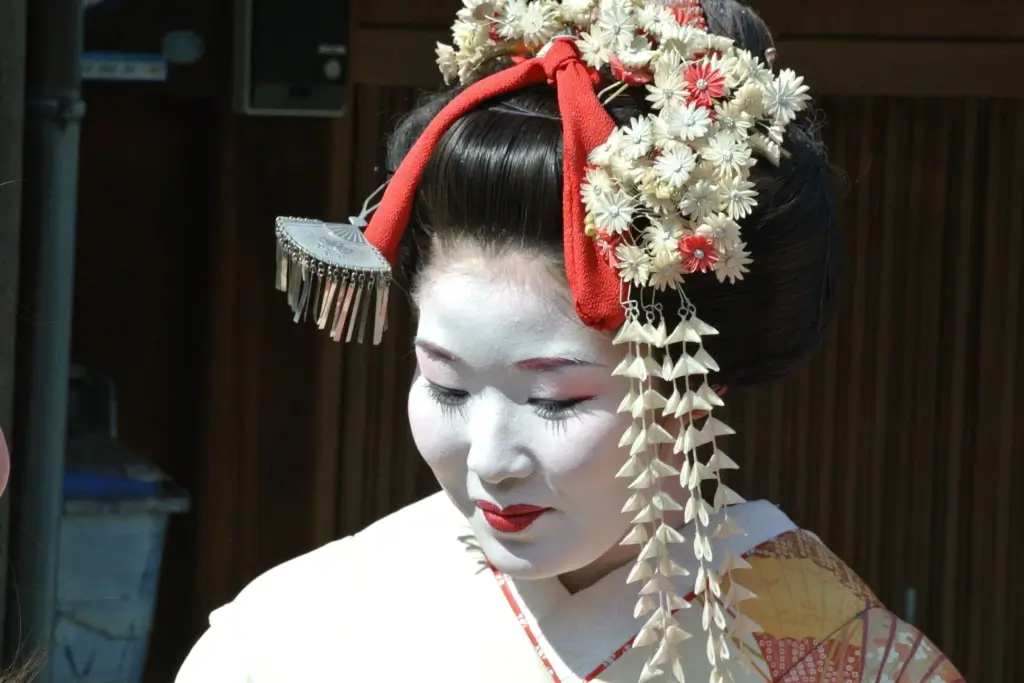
[274,1,811,682]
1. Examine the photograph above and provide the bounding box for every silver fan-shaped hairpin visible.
[274,183,392,344]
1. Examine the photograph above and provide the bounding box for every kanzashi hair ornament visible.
[274,2,812,681]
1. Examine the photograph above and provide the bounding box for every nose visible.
[465,402,533,485]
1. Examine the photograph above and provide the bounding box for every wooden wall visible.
[65,0,1023,680]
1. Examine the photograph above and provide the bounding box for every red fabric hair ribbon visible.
[363,38,625,331]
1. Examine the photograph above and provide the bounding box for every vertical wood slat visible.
[843,98,874,568]
[910,101,952,632]
[997,104,1023,683]
[333,88,1024,682]
[897,99,929,629]
[969,100,1023,683]
[941,99,977,657]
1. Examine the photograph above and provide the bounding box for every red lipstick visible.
[475,500,549,533]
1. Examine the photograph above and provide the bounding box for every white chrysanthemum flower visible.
[727,48,753,76]
[595,0,637,50]
[654,146,697,187]
[452,19,490,50]
[614,243,652,286]
[515,0,559,47]
[497,0,548,44]
[640,181,679,215]
[651,48,683,78]
[577,26,612,70]
[659,24,701,57]
[581,177,612,213]
[662,101,712,141]
[643,215,685,251]
[735,51,772,87]
[608,151,636,183]
[679,179,721,219]
[720,176,758,219]
[646,69,687,110]
[691,158,720,182]
[588,128,623,166]
[651,116,681,152]
[709,52,744,89]
[622,116,654,159]
[497,0,527,41]
[647,6,684,40]
[598,0,634,35]
[648,249,685,290]
[456,51,483,84]
[702,131,752,178]
[707,34,735,52]
[713,101,754,138]
[626,157,653,187]
[714,244,752,283]
[559,0,596,24]
[732,82,766,118]
[583,166,615,200]
[461,0,498,21]
[619,34,656,69]
[635,5,663,35]
[593,188,637,233]
[764,68,811,124]
[696,214,742,247]
[436,43,458,84]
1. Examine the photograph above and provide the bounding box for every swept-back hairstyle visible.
[388,0,839,387]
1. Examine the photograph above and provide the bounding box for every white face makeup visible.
[408,253,636,581]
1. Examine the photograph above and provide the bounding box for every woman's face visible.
[408,251,636,580]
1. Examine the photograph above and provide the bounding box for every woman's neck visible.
[558,488,690,594]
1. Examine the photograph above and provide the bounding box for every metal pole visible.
[4,0,86,677]
[0,0,27,661]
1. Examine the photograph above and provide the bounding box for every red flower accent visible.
[678,234,719,273]
[610,55,652,85]
[670,1,707,29]
[594,229,623,266]
[684,61,726,108]
[488,16,502,42]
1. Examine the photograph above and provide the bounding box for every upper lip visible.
[475,500,548,515]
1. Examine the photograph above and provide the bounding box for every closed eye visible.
[528,397,590,420]
[424,380,592,425]
[425,381,469,407]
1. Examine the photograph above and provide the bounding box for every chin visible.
[475,528,597,581]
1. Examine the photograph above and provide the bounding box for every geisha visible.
[176,1,966,682]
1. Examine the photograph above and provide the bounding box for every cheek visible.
[537,406,631,487]
[407,382,463,472]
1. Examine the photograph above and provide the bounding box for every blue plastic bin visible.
[53,434,189,683]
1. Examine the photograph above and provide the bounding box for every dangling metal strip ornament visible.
[275,215,392,345]
[275,180,392,343]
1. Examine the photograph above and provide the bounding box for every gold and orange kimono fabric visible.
[712,531,964,683]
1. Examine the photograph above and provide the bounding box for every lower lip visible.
[479,508,549,534]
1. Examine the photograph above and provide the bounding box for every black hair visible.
[386,0,840,388]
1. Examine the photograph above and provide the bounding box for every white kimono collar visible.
[494,501,795,683]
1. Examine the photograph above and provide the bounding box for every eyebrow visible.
[414,339,604,370]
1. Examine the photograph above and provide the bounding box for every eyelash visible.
[424,381,588,423]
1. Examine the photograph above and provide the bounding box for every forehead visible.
[415,255,617,366]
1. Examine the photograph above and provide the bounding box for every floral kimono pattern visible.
[736,531,965,683]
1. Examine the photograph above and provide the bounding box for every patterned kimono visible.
[176,493,964,683]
